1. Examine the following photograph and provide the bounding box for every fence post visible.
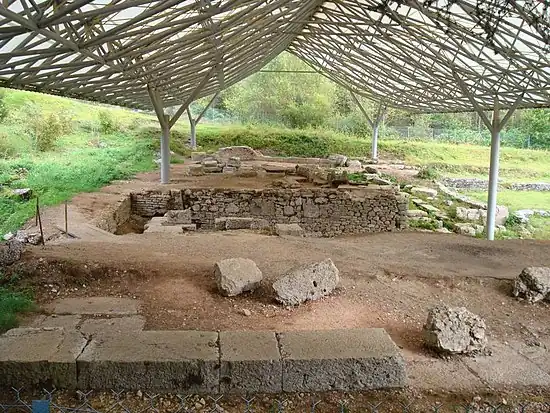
[32,400,50,413]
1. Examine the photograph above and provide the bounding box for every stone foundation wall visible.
[131,187,408,236]
[94,195,132,233]
[441,178,550,192]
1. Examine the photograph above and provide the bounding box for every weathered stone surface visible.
[48,297,140,315]
[202,160,219,168]
[181,224,197,232]
[223,166,236,174]
[513,267,550,303]
[279,329,406,392]
[346,159,362,168]
[217,146,259,161]
[77,331,219,392]
[368,176,392,186]
[131,186,408,237]
[411,186,438,197]
[364,166,379,174]
[191,152,208,162]
[189,164,205,176]
[273,258,339,306]
[454,223,483,237]
[328,154,348,167]
[214,217,227,231]
[220,331,281,393]
[275,223,304,237]
[164,209,192,224]
[204,166,223,173]
[26,233,43,245]
[250,219,271,231]
[215,258,263,296]
[235,167,257,178]
[227,157,241,168]
[12,188,32,200]
[0,239,24,266]
[80,316,146,337]
[0,327,87,389]
[423,305,487,354]
[407,209,428,218]
[225,217,254,230]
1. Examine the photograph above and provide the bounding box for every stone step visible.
[0,327,406,393]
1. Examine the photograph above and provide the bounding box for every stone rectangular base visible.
[278,328,406,392]
[77,331,219,393]
[220,331,281,393]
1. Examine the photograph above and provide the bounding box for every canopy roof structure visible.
[0,0,548,113]
[0,0,549,241]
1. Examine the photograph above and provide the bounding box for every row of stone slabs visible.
[0,325,406,393]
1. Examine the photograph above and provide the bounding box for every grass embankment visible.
[165,124,550,182]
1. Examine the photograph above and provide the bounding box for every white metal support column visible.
[486,99,501,240]
[350,92,386,160]
[186,91,220,150]
[454,73,525,240]
[160,114,171,184]
[147,85,171,184]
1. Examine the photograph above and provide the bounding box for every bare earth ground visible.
[7,160,550,404]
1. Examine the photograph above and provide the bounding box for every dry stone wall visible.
[94,195,132,233]
[131,187,408,236]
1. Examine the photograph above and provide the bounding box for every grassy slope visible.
[0,90,156,235]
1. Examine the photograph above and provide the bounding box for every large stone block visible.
[423,305,487,354]
[77,331,219,393]
[273,259,339,306]
[0,327,87,389]
[278,329,406,392]
[225,217,254,230]
[220,331,282,393]
[215,258,263,296]
[513,267,550,303]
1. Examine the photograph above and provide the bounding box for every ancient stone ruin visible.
[273,258,340,306]
[513,267,550,303]
[423,305,487,354]
[215,258,263,296]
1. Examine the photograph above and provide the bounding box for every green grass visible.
[465,190,550,241]
[464,190,550,211]
[0,288,34,333]
[0,133,155,234]
[377,140,550,182]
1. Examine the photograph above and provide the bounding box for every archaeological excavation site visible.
[1,1,550,410]
[1,145,550,409]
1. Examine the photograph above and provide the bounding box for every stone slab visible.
[80,316,146,337]
[30,315,82,329]
[48,297,140,316]
[407,360,484,391]
[225,217,254,230]
[464,341,550,388]
[77,330,219,393]
[275,223,304,237]
[0,327,86,389]
[144,224,183,234]
[278,328,406,392]
[220,331,282,393]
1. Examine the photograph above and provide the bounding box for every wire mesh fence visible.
[1,388,550,413]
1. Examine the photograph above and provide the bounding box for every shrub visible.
[0,90,8,122]
[98,110,119,134]
[18,102,73,151]
[416,165,440,180]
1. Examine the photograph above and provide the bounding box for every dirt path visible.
[20,231,550,356]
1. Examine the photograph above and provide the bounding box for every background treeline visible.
[191,52,550,149]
